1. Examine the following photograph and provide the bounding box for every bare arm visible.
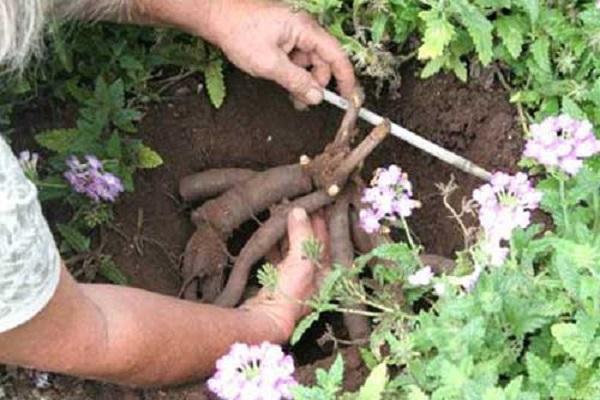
[0,265,281,386]
[0,209,327,387]
[60,0,356,104]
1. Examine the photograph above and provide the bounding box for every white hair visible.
[0,0,131,72]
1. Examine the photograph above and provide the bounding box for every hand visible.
[205,0,356,105]
[242,208,330,342]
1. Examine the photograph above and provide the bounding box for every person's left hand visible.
[242,208,330,343]
[201,0,356,105]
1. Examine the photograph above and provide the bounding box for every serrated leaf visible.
[357,362,388,400]
[496,16,525,59]
[561,96,586,120]
[452,0,494,64]
[370,242,417,267]
[517,0,539,23]
[57,224,90,253]
[137,145,163,169]
[98,257,128,285]
[526,352,552,385]
[421,57,445,79]
[35,129,79,153]
[551,321,598,367]
[291,311,320,345]
[530,36,551,74]
[205,59,226,108]
[418,11,455,60]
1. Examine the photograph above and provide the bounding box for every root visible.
[179,168,257,201]
[214,190,333,307]
[191,164,312,234]
[180,223,228,301]
[328,190,371,341]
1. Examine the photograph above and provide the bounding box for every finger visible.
[298,26,356,99]
[310,53,332,88]
[290,50,311,68]
[269,51,324,105]
[264,243,283,266]
[287,207,316,258]
[310,211,330,267]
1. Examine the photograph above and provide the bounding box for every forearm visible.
[79,283,284,386]
[0,266,283,387]
[55,0,225,45]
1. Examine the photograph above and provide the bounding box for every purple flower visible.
[473,172,541,266]
[207,342,297,400]
[64,155,124,202]
[359,165,420,233]
[524,115,600,175]
[407,266,434,286]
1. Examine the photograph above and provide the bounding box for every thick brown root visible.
[179,168,257,201]
[180,223,228,302]
[192,164,313,234]
[328,191,371,341]
[214,191,334,307]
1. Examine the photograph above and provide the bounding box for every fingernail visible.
[306,88,323,105]
[292,207,308,222]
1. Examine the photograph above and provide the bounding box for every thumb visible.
[287,208,315,258]
[270,52,324,105]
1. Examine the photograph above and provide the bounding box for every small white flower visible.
[408,266,434,286]
[434,282,446,296]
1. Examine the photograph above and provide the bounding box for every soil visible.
[2,64,522,399]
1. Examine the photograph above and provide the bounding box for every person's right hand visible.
[199,0,356,105]
[243,208,330,343]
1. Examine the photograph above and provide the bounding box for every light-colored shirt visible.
[0,136,60,333]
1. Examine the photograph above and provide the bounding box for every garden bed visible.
[3,63,521,399]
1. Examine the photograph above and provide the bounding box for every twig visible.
[322,89,492,181]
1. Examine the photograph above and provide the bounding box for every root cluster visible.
[178,88,389,341]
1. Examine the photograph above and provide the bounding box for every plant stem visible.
[401,216,425,268]
[559,178,570,234]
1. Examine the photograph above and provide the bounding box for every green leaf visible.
[57,224,91,253]
[357,362,388,400]
[421,57,445,79]
[496,15,526,59]
[35,129,79,153]
[370,242,417,267]
[291,311,320,345]
[406,385,429,400]
[205,58,226,108]
[418,11,455,60]
[137,145,163,169]
[517,0,539,23]
[551,321,598,367]
[452,0,494,64]
[526,352,552,386]
[530,36,552,74]
[371,14,388,44]
[561,96,586,119]
[98,256,129,285]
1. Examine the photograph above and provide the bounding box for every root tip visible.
[299,155,311,166]
[328,184,340,197]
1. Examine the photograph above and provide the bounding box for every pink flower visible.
[64,155,124,202]
[524,115,600,175]
[473,172,541,266]
[359,165,419,234]
[207,342,297,400]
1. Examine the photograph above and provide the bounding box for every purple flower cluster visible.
[473,172,542,266]
[207,342,297,400]
[359,165,420,233]
[64,155,124,202]
[524,114,600,175]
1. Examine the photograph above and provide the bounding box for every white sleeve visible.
[0,137,60,333]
